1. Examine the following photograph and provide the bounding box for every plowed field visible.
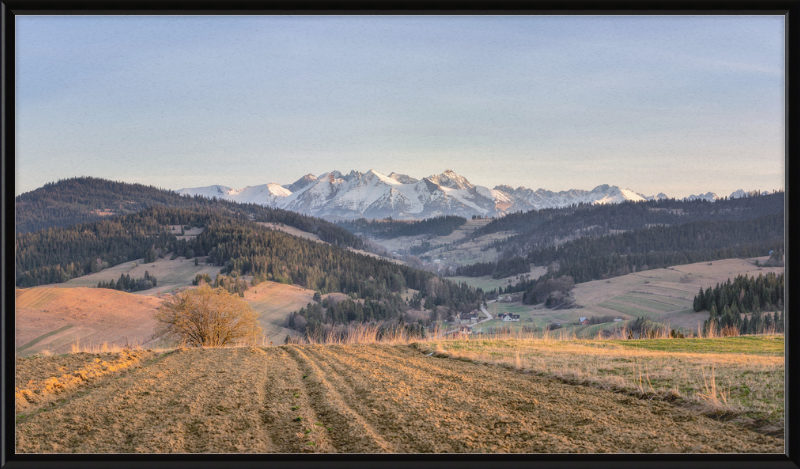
[15,344,782,454]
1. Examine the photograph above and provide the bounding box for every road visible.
[437,300,496,337]
[473,302,494,327]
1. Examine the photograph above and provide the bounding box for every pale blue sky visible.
[16,15,785,198]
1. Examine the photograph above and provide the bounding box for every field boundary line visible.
[16,325,74,354]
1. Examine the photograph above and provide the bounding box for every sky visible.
[15,15,785,198]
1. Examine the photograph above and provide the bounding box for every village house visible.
[579,317,589,325]
[457,325,473,335]
[459,311,480,324]
[502,314,520,322]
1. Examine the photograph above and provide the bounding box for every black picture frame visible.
[2,1,798,468]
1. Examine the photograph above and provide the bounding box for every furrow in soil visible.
[16,347,276,453]
[257,347,337,453]
[284,345,394,453]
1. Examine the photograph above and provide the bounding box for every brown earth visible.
[15,344,782,454]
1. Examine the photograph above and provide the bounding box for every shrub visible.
[154,284,262,347]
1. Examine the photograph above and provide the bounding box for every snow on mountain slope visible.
[282,174,317,193]
[227,184,291,205]
[388,172,418,184]
[176,170,729,220]
[685,192,719,202]
[176,185,235,199]
[176,183,288,206]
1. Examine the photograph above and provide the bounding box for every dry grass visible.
[572,257,784,333]
[283,323,782,433]
[414,334,784,435]
[15,287,163,356]
[15,348,158,413]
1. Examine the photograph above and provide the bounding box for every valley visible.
[439,256,784,337]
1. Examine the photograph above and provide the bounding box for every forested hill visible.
[15,177,362,249]
[15,206,484,318]
[337,215,467,239]
[516,213,784,305]
[472,191,784,255]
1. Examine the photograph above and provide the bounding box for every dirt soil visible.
[15,344,782,454]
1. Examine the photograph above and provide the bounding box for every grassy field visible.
[15,340,782,453]
[562,257,784,334]
[417,335,784,437]
[611,335,785,356]
[242,282,317,345]
[15,287,163,356]
[446,256,782,339]
[449,266,547,292]
[61,256,223,295]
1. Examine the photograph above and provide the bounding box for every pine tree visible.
[694,287,705,312]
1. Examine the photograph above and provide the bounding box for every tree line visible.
[15,206,236,287]
[470,192,784,258]
[15,203,371,288]
[693,272,784,315]
[338,215,467,239]
[97,271,158,293]
[453,256,530,279]
[508,214,784,306]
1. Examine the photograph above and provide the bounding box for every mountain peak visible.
[388,172,418,184]
[685,192,719,202]
[426,170,473,190]
[283,173,317,193]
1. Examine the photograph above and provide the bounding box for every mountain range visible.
[176,169,753,220]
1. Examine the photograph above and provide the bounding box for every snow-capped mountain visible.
[176,183,290,207]
[176,170,731,220]
[685,192,720,202]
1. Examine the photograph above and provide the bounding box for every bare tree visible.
[154,285,261,347]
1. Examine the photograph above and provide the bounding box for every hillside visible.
[569,256,784,333]
[14,177,363,250]
[16,206,486,334]
[337,215,468,239]
[444,213,784,305]
[15,287,163,356]
[448,256,784,337]
[472,191,784,256]
[15,279,323,354]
